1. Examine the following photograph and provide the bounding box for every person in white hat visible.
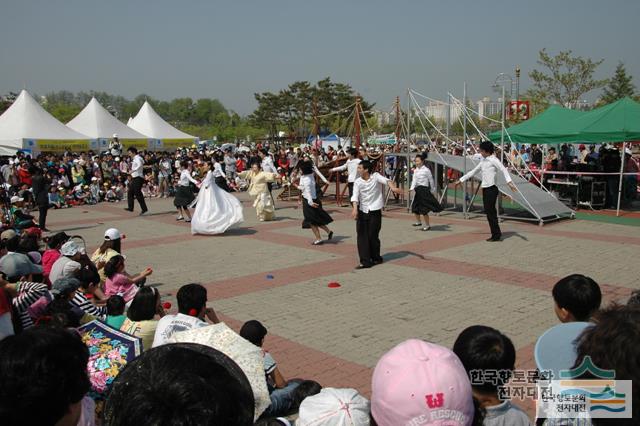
[110,133,122,157]
[48,240,85,284]
[297,388,370,426]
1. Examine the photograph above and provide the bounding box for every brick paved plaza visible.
[47,193,640,414]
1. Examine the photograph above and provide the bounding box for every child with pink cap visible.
[371,339,477,426]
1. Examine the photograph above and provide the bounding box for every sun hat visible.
[10,196,23,204]
[51,277,81,296]
[91,177,98,181]
[297,388,370,426]
[371,339,474,426]
[60,240,84,257]
[0,252,43,279]
[104,228,121,241]
[112,133,118,138]
[1,229,17,241]
[534,322,591,380]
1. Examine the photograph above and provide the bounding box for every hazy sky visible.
[1,0,638,115]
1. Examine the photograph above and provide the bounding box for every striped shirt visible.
[71,291,107,320]
[12,282,48,329]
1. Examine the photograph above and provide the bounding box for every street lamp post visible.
[493,73,514,163]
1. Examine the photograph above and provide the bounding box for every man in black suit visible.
[30,165,51,231]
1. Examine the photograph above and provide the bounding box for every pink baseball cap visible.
[371,339,474,426]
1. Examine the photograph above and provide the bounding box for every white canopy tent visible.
[67,97,151,152]
[128,101,197,150]
[0,90,90,155]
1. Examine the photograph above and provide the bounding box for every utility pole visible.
[515,66,521,122]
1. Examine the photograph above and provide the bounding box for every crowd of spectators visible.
[0,219,637,425]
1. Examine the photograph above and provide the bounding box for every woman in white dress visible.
[190,161,244,235]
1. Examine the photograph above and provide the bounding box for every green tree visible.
[600,62,636,104]
[528,48,608,108]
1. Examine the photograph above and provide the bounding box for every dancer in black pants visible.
[351,160,402,269]
[30,166,50,231]
[124,147,148,215]
[457,141,517,242]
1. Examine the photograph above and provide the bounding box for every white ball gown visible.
[190,171,244,235]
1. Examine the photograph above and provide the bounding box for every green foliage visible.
[528,48,608,108]
[601,62,636,104]
[249,77,374,141]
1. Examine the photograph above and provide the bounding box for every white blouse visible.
[298,174,317,205]
[178,169,198,187]
[410,165,435,191]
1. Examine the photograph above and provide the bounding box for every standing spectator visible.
[30,166,51,231]
[224,148,237,182]
[158,154,172,198]
[109,134,123,157]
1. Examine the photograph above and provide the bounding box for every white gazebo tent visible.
[0,90,90,155]
[128,101,197,150]
[67,97,150,152]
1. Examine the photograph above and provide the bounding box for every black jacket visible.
[31,174,50,206]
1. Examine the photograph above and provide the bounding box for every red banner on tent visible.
[508,100,530,121]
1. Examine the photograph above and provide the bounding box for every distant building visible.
[372,110,396,126]
[476,97,503,118]
[421,100,462,124]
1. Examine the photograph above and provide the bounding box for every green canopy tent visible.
[490,97,640,216]
[487,105,586,144]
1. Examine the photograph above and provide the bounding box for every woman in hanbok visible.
[190,161,244,235]
[237,161,281,221]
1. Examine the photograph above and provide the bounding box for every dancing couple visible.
[174,160,244,235]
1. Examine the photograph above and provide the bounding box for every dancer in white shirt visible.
[174,160,199,223]
[296,160,334,245]
[409,154,442,231]
[190,161,244,235]
[330,148,361,200]
[211,154,231,192]
[351,160,403,269]
[124,147,148,215]
[456,141,517,242]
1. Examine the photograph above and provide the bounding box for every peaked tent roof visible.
[67,97,149,139]
[0,90,90,146]
[128,101,195,140]
[488,105,586,144]
[561,97,640,143]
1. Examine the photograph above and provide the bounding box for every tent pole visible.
[616,141,626,217]
[463,82,468,219]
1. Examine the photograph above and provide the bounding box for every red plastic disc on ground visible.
[328,282,341,288]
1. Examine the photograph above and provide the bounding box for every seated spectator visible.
[103,343,255,426]
[49,240,84,284]
[71,278,107,320]
[0,326,94,426]
[9,195,36,229]
[120,287,165,351]
[42,231,70,286]
[0,269,48,331]
[291,380,323,410]
[152,283,220,347]
[371,339,479,426]
[453,325,531,425]
[104,255,152,303]
[240,319,303,417]
[552,274,601,323]
[48,186,63,209]
[571,304,640,425]
[297,388,370,426]
[105,295,126,329]
[29,278,86,327]
[91,228,123,283]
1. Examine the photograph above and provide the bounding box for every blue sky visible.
[1,0,638,115]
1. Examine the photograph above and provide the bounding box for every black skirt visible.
[174,185,195,208]
[411,186,443,215]
[215,176,231,192]
[302,198,333,229]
